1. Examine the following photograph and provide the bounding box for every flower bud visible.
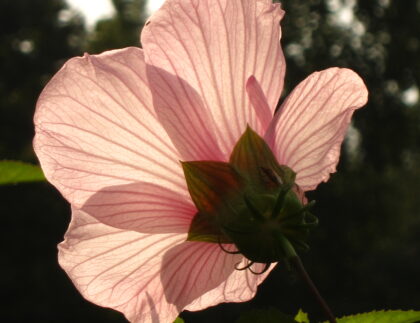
[183,127,318,265]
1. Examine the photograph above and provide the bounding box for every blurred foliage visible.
[87,0,147,53]
[0,0,85,162]
[1,0,419,322]
[294,309,310,323]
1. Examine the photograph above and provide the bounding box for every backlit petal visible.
[34,47,187,207]
[59,208,185,323]
[59,209,269,322]
[265,68,368,191]
[185,262,275,311]
[82,182,196,233]
[160,241,249,310]
[142,0,285,160]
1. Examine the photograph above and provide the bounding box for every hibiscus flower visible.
[33,0,368,322]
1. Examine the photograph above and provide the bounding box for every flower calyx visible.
[183,126,318,269]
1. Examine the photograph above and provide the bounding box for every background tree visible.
[87,0,147,53]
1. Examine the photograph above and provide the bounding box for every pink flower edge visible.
[59,208,273,322]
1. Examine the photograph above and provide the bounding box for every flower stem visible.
[289,256,337,323]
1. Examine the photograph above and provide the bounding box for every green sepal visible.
[181,161,244,218]
[187,212,231,243]
[229,126,295,189]
[278,196,318,251]
[183,161,248,245]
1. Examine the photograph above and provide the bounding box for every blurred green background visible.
[1,0,419,322]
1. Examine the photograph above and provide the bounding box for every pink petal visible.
[142,0,285,160]
[246,75,273,131]
[184,262,275,311]
[60,209,272,322]
[265,68,368,191]
[34,47,187,207]
[161,242,274,312]
[82,181,196,233]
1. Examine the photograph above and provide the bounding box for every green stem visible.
[289,255,337,323]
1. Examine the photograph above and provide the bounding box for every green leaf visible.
[236,307,297,323]
[173,317,185,323]
[0,160,45,185]
[295,309,310,323]
[328,310,420,323]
